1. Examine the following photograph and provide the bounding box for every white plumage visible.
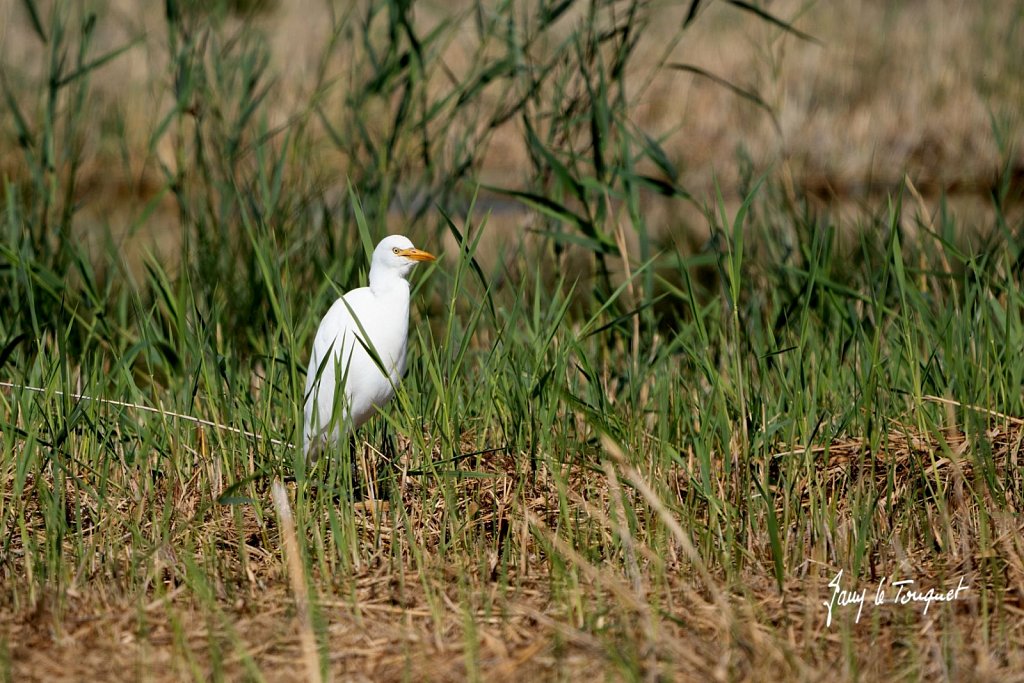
[302,235,435,458]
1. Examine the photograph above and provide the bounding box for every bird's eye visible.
[392,247,400,254]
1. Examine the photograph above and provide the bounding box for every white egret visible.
[302,235,435,458]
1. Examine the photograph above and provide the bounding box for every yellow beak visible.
[398,248,436,262]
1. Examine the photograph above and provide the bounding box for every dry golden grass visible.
[3,417,1022,681]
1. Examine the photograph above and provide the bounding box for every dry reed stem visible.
[271,479,323,683]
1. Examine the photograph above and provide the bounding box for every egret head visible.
[370,235,436,286]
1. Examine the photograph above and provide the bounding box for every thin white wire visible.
[0,380,295,448]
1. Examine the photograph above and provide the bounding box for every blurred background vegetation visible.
[1,0,1020,352]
